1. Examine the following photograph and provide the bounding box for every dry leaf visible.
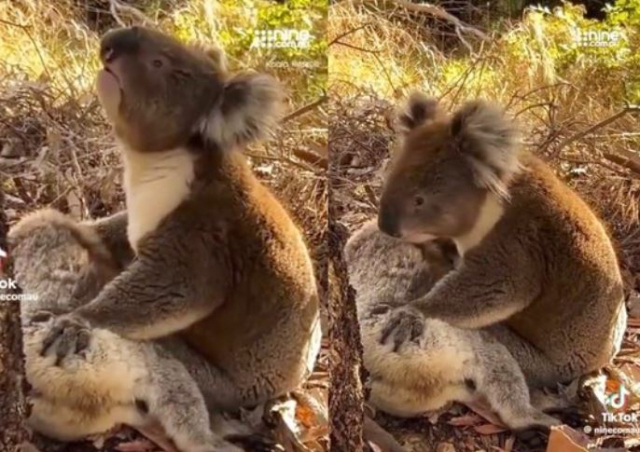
[115,439,159,452]
[448,414,483,427]
[545,425,589,452]
[435,442,456,452]
[473,423,507,435]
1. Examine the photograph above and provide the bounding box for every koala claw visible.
[40,314,92,363]
[380,306,424,352]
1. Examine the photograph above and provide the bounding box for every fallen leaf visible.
[435,442,456,452]
[115,439,159,452]
[545,425,589,452]
[448,413,483,427]
[473,423,508,435]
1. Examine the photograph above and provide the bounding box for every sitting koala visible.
[345,220,561,431]
[11,209,248,452]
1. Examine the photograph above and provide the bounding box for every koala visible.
[345,220,561,431]
[17,26,321,449]
[377,94,627,389]
[11,209,244,452]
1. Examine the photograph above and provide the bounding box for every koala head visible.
[96,26,283,153]
[378,93,521,243]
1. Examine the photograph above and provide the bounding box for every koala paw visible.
[40,314,92,365]
[380,305,424,352]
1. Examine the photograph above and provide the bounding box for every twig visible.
[329,24,373,47]
[108,0,153,27]
[603,149,640,177]
[293,148,328,170]
[333,41,382,54]
[556,107,640,152]
[283,96,329,124]
[387,0,489,41]
[363,416,408,452]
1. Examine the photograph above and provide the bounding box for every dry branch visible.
[603,149,640,176]
[283,96,329,123]
[556,106,640,176]
[359,0,489,41]
[0,190,29,450]
[327,184,365,451]
[363,416,408,452]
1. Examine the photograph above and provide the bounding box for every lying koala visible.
[11,209,248,452]
[345,220,560,431]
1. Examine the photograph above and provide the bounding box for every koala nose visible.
[378,206,401,238]
[100,27,141,64]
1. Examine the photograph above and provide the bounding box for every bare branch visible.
[388,0,489,41]
[283,96,329,123]
[108,0,153,27]
[556,106,640,151]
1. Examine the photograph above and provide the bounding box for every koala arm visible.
[410,240,541,329]
[43,231,230,346]
[82,211,134,268]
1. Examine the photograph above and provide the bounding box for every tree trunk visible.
[0,190,29,449]
[327,182,365,451]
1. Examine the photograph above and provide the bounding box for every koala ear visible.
[204,46,227,73]
[191,43,228,74]
[200,73,285,149]
[397,92,440,133]
[451,100,521,198]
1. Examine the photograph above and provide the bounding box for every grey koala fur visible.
[11,208,247,452]
[345,220,561,431]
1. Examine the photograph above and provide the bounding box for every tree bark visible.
[327,175,365,451]
[0,190,30,450]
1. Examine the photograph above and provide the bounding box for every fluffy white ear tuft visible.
[451,100,522,198]
[199,73,285,149]
[397,92,440,133]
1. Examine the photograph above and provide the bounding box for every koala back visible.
[493,155,625,364]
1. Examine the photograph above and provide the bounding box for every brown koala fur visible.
[378,94,627,389]
[28,26,320,447]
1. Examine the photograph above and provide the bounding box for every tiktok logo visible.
[606,384,630,410]
[0,246,6,276]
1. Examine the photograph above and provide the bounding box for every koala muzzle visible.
[377,205,401,238]
[100,27,141,64]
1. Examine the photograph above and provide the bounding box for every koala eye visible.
[414,195,425,207]
[152,59,164,68]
